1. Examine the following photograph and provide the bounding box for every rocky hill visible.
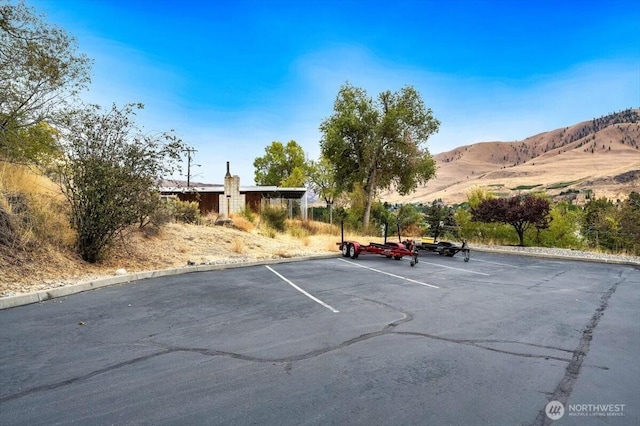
[382,108,640,204]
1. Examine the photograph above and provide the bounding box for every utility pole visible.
[185,148,197,187]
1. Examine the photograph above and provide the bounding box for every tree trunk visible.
[513,223,525,246]
[363,167,377,229]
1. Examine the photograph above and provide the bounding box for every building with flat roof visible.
[159,162,307,219]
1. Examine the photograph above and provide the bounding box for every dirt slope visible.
[0,223,338,297]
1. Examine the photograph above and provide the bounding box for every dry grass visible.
[231,237,245,254]
[0,219,341,296]
[0,163,75,249]
[230,214,254,232]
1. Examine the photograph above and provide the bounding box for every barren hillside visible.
[382,109,640,204]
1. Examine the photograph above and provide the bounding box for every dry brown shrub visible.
[231,238,244,254]
[230,215,254,232]
[274,248,292,258]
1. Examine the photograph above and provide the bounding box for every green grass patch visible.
[547,180,581,190]
[510,184,542,190]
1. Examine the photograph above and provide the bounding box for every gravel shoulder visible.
[471,243,640,265]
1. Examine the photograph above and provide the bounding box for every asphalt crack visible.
[3,291,607,405]
[391,331,574,362]
[0,349,173,404]
[531,276,623,426]
[528,270,567,289]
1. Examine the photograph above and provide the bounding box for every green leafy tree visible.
[394,203,423,236]
[471,194,551,246]
[55,103,187,262]
[0,119,59,164]
[581,196,617,251]
[583,192,640,254]
[423,199,455,240]
[0,1,91,162]
[466,186,495,209]
[530,201,583,248]
[307,156,341,223]
[618,192,640,255]
[253,140,307,186]
[320,83,439,228]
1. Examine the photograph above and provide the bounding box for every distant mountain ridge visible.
[382,108,640,204]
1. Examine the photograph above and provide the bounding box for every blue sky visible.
[31,0,640,185]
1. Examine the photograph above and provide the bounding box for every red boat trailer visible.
[337,222,419,267]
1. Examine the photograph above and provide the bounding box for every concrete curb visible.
[471,246,640,266]
[0,254,339,311]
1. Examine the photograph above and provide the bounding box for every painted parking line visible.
[418,260,490,276]
[266,266,339,313]
[338,259,439,289]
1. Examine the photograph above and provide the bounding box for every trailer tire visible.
[341,243,349,257]
[348,244,358,259]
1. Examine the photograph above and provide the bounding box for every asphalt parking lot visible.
[1,251,638,425]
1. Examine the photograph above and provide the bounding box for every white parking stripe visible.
[338,259,439,289]
[419,261,490,276]
[266,266,339,313]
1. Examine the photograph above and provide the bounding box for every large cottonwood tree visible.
[0,1,91,162]
[320,83,439,227]
[253,140,307,187]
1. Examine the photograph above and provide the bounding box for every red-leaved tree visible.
[471,194,551,246]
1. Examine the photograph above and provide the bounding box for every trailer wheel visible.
[348,243,358,259]
[464,249,470,262]
[341,243,349,257]
[410,259,415,267]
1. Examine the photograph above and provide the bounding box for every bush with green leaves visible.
[581,192,640,255]
[55,103,187,262]
[525,202,584,248]
[169,199,201,224]
[455,208,515,244]
[261,205,287,232]
[394,204,424,236]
